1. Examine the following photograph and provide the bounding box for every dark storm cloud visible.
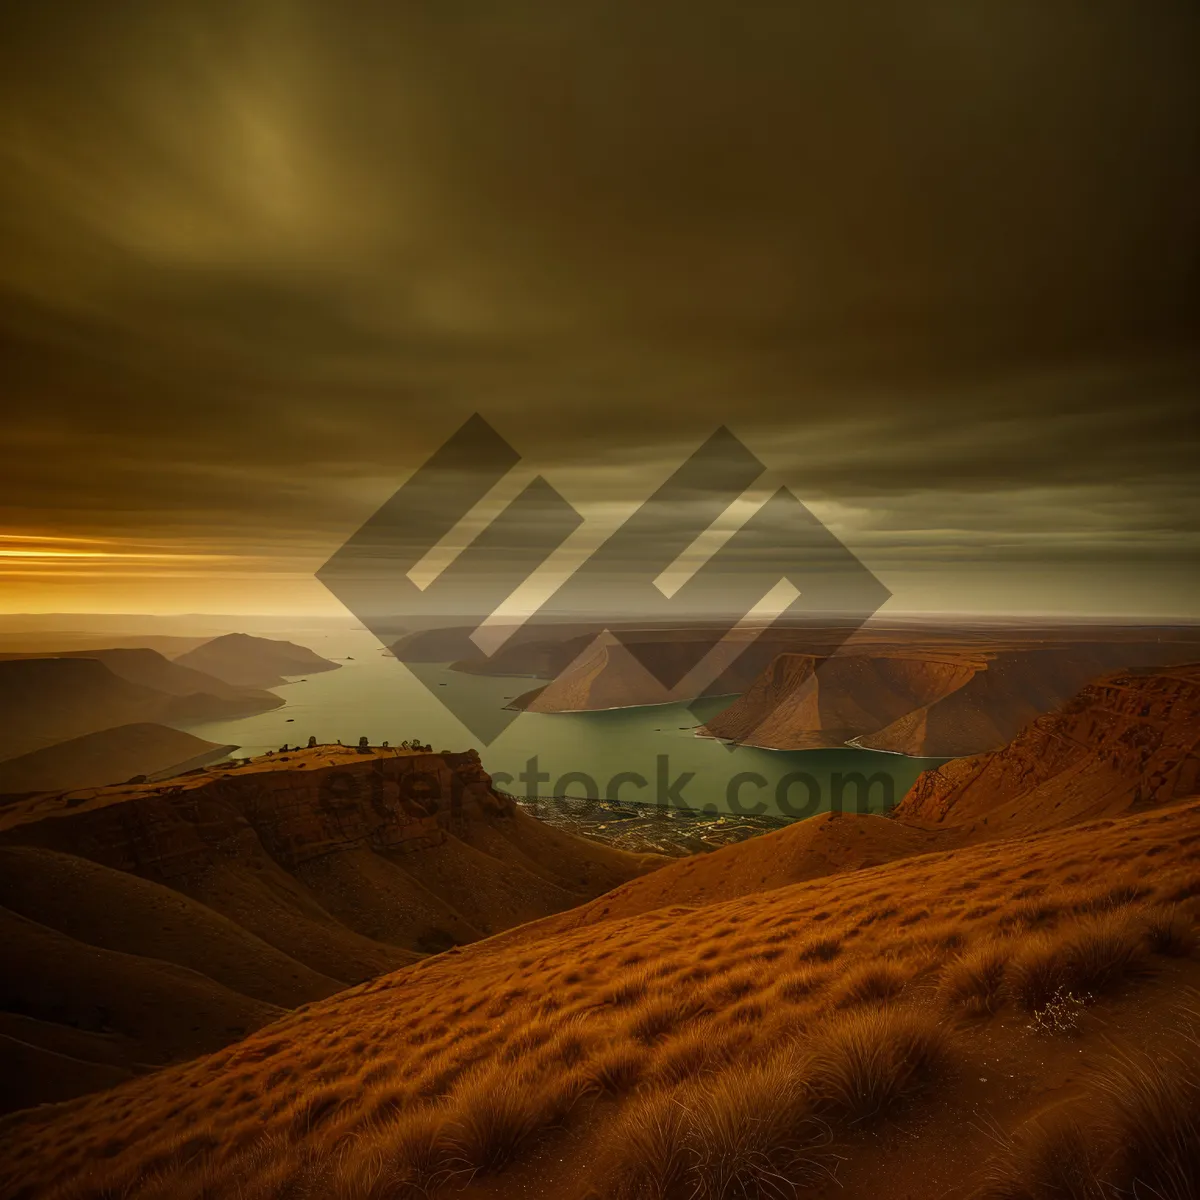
[0,0,1197,595]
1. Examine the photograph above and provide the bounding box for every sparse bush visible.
[1027,987,1092,1036]
[804,1007,953,1121]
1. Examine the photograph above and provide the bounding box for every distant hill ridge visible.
[0,653,282,763]
[173,633,340,688]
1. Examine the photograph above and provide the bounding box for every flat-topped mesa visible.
[895,664,1200,835]
[0,745,510,881]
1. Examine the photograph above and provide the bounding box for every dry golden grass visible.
[1009,911,1156,1012]
[6,797,1200,1200]
[803,1007,954,1122]
[980,1021,1200,1200]
[939,940,1011,1015]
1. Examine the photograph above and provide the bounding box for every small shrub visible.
[1028,988,1093,1036]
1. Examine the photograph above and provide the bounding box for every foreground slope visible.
[3,791,1196,1200]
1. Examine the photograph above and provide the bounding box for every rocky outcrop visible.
[895,664,1200,836]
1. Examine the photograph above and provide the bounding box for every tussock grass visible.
[834,961,908,1007]
[1096,1038,1200,1200]
[804,1007,954,1122]
[1144,907,1198,958]
[605,1058,830,1200]
[981,1030,1200,1200]
[649,1026,743,1086]
[1009,912,1155,1012]
[605,1090,697,1200]
[627,994,709,1045]
[687,1060,830,1198]
[939,942,1011,1015]
[443,1068,551,1174]
[774,969,826,1003]
[585,1047,647,1095]
[979,1110,1105,1199]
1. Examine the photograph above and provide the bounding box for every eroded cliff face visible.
[0,747,502,880]
[895,664,1200,836]
[698,652,980,749]
[700,642,1200,756]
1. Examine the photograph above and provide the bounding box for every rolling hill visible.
[0,745,659,1112]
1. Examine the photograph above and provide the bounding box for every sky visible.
[1,1,1197,618]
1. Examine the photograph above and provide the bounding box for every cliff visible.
[698,651,980,748]
[700,641,1200,755]
[895,663,1200,837]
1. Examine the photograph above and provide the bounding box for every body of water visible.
[181,629,944,821]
